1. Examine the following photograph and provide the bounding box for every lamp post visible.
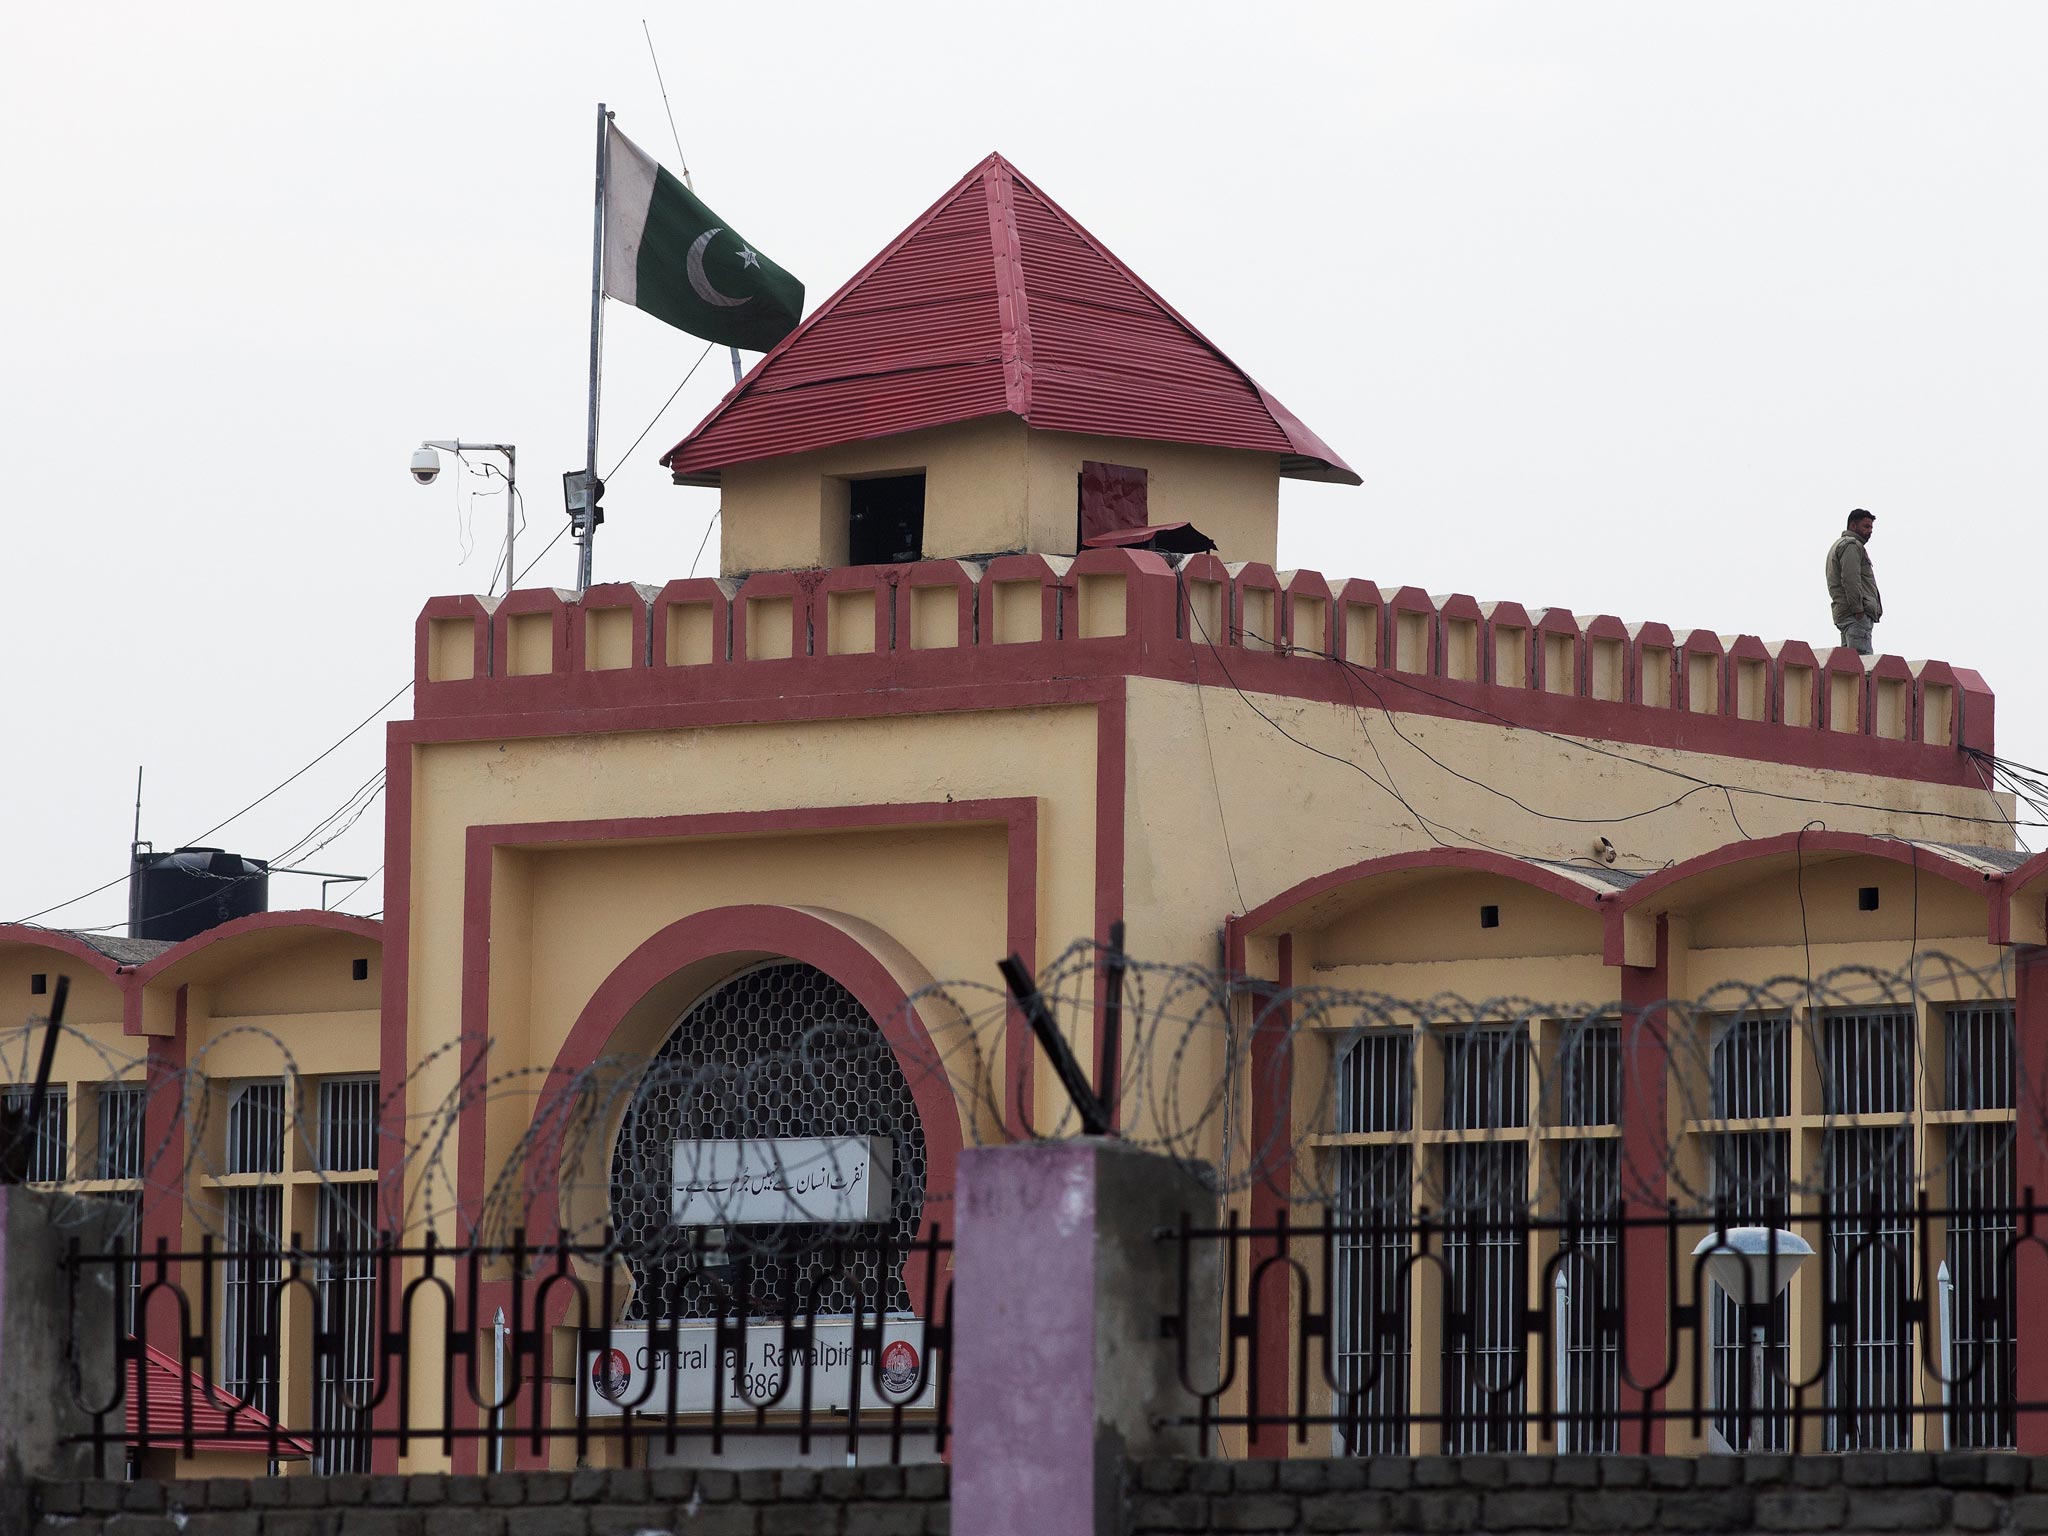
[411,440,519,595]
[1693,1225,1814,1451]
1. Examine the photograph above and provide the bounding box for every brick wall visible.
[1128,1453,2046,1534]
[31,1465,948,1536]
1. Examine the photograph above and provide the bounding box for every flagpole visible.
[579,102,609,593]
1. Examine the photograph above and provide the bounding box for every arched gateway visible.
[608,959,929,1320]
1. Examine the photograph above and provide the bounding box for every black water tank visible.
[128,848,269,943]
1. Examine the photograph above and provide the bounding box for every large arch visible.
[522,904,969,1248]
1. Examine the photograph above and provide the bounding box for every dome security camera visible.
[410,446,442,485]
[1594,835,1619,867]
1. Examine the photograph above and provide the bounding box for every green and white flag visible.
[603,126,804,353]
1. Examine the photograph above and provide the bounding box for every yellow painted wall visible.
[716,416,1283,572]
[1023,430,1280,566]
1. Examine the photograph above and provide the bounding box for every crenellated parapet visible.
[411,550,1991,778]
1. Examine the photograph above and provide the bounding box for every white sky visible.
[1,1,2041,934]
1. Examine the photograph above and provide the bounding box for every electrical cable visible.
[687,509,720,581]
[1240,616,2038,837]
[604,344,715,481]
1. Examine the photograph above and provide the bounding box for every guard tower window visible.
[847,473,925,565]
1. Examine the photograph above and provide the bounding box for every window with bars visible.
[221,1184,282,1415]
[1438,1028,1529,1453]
[1440,1140,1527,1453]
[97,1083,146,1181]
[1946,1006,2016,1450]
[225,1081,285,1175]
[1442,1026,1530,1132]
[314,1181,378,1474]
[1708,1015,1792,1451]
[1332,1031,1413,1455]
[1552,1022,1620,1128]
[1553,1139,1620,1454]
[1947,1006,2014,1113]
[1819,1010,1916,1451]
[2,1086,69,1182]
[317,1077,379,1172]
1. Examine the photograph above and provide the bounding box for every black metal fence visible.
[62,1224,951,1476]
[1159,1196,2045,1456]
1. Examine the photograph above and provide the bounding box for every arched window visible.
[609,961,927,1321]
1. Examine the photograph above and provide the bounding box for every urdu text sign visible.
[671,1136,893,1226]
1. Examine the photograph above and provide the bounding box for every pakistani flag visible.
[603,127,804,352]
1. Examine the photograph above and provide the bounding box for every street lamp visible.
[1693,1225,1813,1451]
[411,440,519,595]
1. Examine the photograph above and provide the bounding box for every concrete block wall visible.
[1128,1453,2046,1535]
[409,555,1990,766]
[31,1465,948,1536]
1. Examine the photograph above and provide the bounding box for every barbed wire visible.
[2,943,2035,1271]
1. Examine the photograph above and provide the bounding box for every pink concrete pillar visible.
[951,1139,1217,1536]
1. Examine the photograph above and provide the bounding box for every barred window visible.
[314,1181,378,1473]
[221,1184,282,1414]
[1553,1022,1620,1128]
[1336,1030,1412,1135]
[317,1076,379,1173]
[225,1082,285,1175]
[1947,1123,2016,1450]
[1332,1030,1414,1455]
[2,1085,69,1183]
[97,1083,146,1181]
[1708,1015,1791,1452]
[1947,1007,2014,1112]
[1554,1139,1620,1454]
[1442,1027,1529,1132]
[1440,1141,1527,1453]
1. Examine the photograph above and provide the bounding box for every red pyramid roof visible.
[662,153,1358,487]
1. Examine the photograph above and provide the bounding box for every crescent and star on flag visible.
[687,229,759,309]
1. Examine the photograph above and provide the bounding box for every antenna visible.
[642,20,744,387]
[131,766,144,854]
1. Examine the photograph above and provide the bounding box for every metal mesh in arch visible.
[609,962,927,1321]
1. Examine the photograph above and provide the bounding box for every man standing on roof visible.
[1825,509,1882,656]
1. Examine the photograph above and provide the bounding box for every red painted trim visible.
[0,926,132,983]
[451,800,1037,1238]
[127,910,383,989]
[378,735,415,1238]
[138,1003,186,1256]
[1617,918,1669,1454]
[1233,847,1611,944]
[527,902,967,1248]
[1612,831,1997,916]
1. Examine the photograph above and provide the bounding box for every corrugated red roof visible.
[662,153,1357,486]
[127,1343,312,1457]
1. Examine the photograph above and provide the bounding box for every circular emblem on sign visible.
[879,1339,920,1397]
[592,1347,632,1404]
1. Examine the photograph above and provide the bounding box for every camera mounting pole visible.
[417,440,519,595]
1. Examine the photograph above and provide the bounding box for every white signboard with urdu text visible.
[671,1136,893,1226]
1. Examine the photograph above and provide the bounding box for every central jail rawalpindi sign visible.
[671,1136,893,1226]
[581,1319,934,1417]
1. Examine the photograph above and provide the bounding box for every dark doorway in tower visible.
[609,961,928,1322]
[847,473,926,566]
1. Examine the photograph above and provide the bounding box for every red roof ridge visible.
[661,151,1358,487]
